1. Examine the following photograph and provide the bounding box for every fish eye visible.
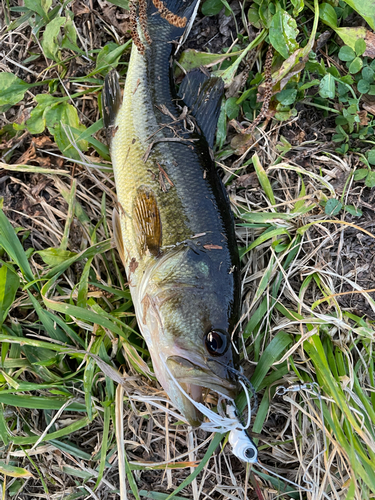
[204,329,228,356]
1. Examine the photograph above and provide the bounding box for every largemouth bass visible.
[103,0,241,426]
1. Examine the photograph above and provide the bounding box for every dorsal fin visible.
[178,69,224,149]
[132,188,162,257]
[102,71,122,146]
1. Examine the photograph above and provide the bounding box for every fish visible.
[103,0,241,426]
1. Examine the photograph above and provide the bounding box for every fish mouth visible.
[166,355,238,425]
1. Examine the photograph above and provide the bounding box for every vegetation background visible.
[0,0,375,498]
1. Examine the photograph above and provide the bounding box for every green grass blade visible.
[94,404,111,489]
[27,291,70,344]
[241,227,290,257]
[0,394,86,411]
[0,209,34,282]
[252,153,276,205]
[0,265,19,326]
[165,433,224,500]
[12,416,93,446]
[60,180,76,250]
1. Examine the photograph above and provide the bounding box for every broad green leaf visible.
[24,0,49,19]
[95,41,131,74]
[325,198,342,216]
[341,0,375,30]
[269,0,318,88]
[26,103,47,134]
[338,45,356,62]
[354,168,368,180]
[37,248,77,266]
[319,2,337,28]
[43,238,112,279]
[334,26,368,52]
[355,38,367,56]
[345,205,362,217]
[269,5,298,59]
[319,74,335,99]
[41,0,52,14]
[26,94,59,134]
[274,106,298,121]
[362,66,374,82]
[0,73,30,107]
[248,5,261,28]
[367,150,375,164]
[357,79,370,93]
[291,0,304,16]
[276,88,297,105]
[44,102,88,160]
[365,171,375,187]
[225,97,239,119]
[42,16,66,61]
[349,56,363,74]
[0,266,19,326]
[61,13,81,53]
[0,461,33,478]
[8,480,24,496]
[202,0,223,16]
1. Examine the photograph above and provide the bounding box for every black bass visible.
[103,0,241,426]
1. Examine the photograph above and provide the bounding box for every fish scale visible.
[103,0,241,426]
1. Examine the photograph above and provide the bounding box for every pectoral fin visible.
[178,69,224,149]
[133,188,162,256]
[102,71,122,146]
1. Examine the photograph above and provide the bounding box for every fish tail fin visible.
[131,0,199,50]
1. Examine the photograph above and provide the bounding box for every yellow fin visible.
[112,208,126,266]
[133,187,162,256]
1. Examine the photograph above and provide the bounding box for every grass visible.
[1,0,375,498]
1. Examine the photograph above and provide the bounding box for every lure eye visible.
[244,447,256,461]
[205,329,228,356]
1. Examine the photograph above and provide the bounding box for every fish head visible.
[136,245,240,426]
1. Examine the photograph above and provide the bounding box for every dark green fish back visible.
[131,0,241,333]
